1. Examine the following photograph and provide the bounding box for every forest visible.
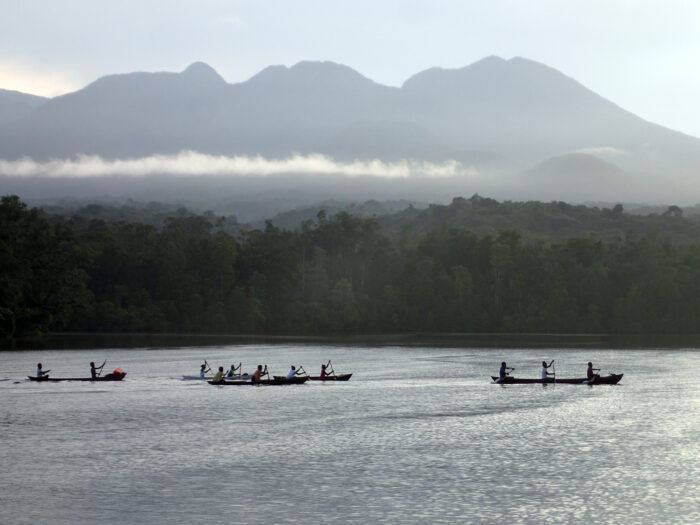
[2,194,700,339]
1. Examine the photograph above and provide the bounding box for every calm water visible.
[1,343,698,524]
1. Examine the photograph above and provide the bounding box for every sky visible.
[1,0,700,138]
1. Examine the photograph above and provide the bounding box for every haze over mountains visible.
[1,56,699,212]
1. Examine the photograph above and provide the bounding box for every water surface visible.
[1,344,698,524]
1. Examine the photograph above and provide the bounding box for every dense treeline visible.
[377,196,700,243]
[2,194,700,339]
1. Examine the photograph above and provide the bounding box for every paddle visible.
[552,362,556,384]
[97,359,107,378]
[328,360,337,377]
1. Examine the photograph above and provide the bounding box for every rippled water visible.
[1,343,698,524]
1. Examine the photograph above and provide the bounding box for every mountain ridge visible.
[1,56,699,204]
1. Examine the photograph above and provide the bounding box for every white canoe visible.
[182,374,254,381]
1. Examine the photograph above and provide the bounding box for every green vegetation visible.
[3,194,700,339]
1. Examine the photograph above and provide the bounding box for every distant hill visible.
[0,88,47,125]
[517,153,634,201]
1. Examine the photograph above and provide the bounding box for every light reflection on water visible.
[0,345,698,524]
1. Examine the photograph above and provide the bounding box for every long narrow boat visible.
[183,374,254,381]
[28,370,127,382]
[274,373,353,382]
[209,376,309,386]
[309,373,352,381]
[491,373,623,385]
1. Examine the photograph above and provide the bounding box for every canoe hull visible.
[309,373,352,381]
[273,373,352,382]
[491,373,623,385]
[183,374,253,381]
[209,376,309,386]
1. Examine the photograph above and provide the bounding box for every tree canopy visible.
[3,195,700,339]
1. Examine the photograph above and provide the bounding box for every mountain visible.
[0,63,230,159]
[1,56,700,204]
[0,89,48,125]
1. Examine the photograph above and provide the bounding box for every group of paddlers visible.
[35,361,107,379]
[200,360,336,383]
[498,360,601,381]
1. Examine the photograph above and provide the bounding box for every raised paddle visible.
[97,359,107,378]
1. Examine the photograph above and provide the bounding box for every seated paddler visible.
[587,362,600,381]
[212,366,226,383]
[499,362,514,381]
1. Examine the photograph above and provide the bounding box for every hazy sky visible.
[2,0,700,137]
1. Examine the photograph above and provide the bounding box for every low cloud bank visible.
[0,151,474,179]
[574,146,627,157]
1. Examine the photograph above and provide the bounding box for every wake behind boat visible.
[491,373,623,385]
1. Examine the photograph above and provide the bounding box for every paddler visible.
[227,363,241,378]
[587,362,600,381]
[499,362,514,381]
[541,360,555,381]
[212,366,226,383]
[36,363,50,379]
[252,364,267,384]
[90,361,105,379]
[286,365,301,379]
[320,360,334,379]
[199,362,211,378]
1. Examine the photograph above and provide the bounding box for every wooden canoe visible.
[183,374,254,381]
[28,371,127,382]
[491,373,623,385]
[274,373,352,382]
[209,376,309,386]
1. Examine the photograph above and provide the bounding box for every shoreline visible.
[3,331,700,350]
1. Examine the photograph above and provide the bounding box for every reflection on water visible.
[0,343,698,524]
